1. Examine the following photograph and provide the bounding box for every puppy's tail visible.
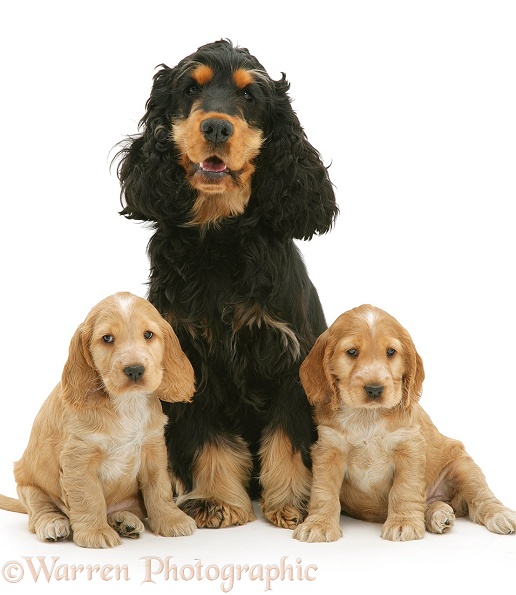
[0,494,26,514]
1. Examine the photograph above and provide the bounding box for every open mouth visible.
[197,156,230,176]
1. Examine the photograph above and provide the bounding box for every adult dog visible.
[293,304,516,541]
[0,292,197,547]
[116,39,338,528]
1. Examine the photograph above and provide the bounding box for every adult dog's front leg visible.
[259,377,314,529]
[260,426,312,529]
[176,435,256,528]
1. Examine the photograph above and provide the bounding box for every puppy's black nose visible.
[124,365,145,381]
[364,385,384,399]
[201,118,233,144]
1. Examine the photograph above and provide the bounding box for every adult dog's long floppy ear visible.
[401,335,425,408]
[116,64,193,224]
[157,322,196,403]
[61,323,106,408]
[299,329,339,409]
[251,73,339,240]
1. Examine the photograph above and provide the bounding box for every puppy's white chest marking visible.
[335,410,419,493]
[97,434,143,484]
[91,394,152,483]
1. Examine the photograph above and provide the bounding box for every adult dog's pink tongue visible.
[201,157,227,172]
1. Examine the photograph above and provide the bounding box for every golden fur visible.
[0,292,197,548]
[293,304,516,542]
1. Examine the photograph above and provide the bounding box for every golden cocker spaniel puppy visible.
[293,304,516,542]
[0,292,197,547]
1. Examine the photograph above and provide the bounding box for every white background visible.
[0,1,515,593]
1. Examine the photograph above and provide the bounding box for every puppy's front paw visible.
[381,517,425,542]
[148,509,197,537]
[292,518,342,543]
[73,526,122,548]
[35,515,71,542]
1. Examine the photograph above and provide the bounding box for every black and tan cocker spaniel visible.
[116,39,338,529]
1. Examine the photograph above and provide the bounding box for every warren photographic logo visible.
[2,555,318,592]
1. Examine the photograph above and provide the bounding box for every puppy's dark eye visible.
[102,335,114,344]
[386,348,396,357]
[242,89,254,102]
[144,331,154,340]
[347,348,358,357]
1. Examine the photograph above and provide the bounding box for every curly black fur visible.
[116,39,338,524]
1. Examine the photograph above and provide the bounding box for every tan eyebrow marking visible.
[233,68,254,89]
[191,64,214,85]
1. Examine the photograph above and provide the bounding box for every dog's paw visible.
[292,519,342,542]
[483,508,516,535]
[36,515,71,542]
[73,526,122,548]
[180,498,255,528]
[107,511,145,539]
[262,502,307,529]
[381,516,425,542]
[148,509,197,537]
[425,502,455,534]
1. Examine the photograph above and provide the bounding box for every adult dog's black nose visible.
[201,118,233,144]
[124,365,145,381]
[364,385,384,399]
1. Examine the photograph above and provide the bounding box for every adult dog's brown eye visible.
[347,348,358,357]
[144,331,153,340]
[386,348,396,357]
[102,335,114,344]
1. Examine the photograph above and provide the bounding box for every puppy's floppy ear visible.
[252,74,339,240]
[157,322,196,403]
[61,322,105,408]
[300,329,339,409]
[402,337,425,407]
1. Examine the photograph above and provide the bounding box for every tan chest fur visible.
[324,408,421,521]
